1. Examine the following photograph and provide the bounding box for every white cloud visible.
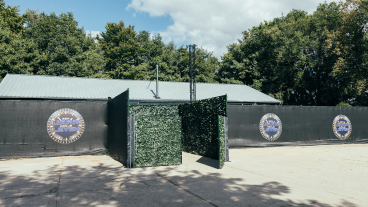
[85,30,101,38]
[127,0,343,60]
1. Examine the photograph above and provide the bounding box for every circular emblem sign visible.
[332,115,351,140]
[259,113,282,141]
[47,108,85,144]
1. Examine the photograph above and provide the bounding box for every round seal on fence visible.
[259,113,282,141]
[332,115,351,140]
[47,108,85,144]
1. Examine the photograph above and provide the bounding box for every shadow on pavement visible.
[196,156,219,169]
[0,156,358,207]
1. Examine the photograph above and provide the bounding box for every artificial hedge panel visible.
[130,104,179,116]
[178,95,227,117]
[179,95,227,168]
[130,104,182,167]
[218,115,225,169]
[134,116,182,167]
[182,114,219,159]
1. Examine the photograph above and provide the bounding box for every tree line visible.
[1,0,367,106]
[0,0,219,83]
[218,0,368,106]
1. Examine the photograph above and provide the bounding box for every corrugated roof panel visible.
[0,74,281,103]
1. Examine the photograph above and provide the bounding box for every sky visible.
[7,0,343,60]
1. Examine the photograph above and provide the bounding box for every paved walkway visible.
[0,144,367,206]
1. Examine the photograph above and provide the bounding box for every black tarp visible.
[0,100,108,159]
[228,105,368,147]
[107,90,129,166]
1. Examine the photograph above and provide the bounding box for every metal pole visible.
[188,44,197,102]
[189,46,193,102]
[156,64,159,98]
[193,45,196,101]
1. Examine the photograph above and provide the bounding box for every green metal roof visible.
[0,74,281,104]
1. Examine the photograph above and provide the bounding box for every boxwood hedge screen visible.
[129,105,182,167]
[179,95,228,169]
[134,116,181,167]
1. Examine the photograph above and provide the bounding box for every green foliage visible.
[4,0,368,107]
[22,10,105,77]
[0,0,23,33]
[130,104,181,167]
[326,0,368,106]
[0,1,220,84]
[98,24,220,83]
[336,102,352,107]
[182,115,219,159]
[134,116,182,167]
[180,95,227,168]
[98,21,143,79]
[218,116,225,169]
[0,17,38,82]
[219,9,313,104]
[219,0,368,106]
[178,95,227,117]
[129,104,178,117]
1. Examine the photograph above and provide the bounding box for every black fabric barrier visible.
[0,100,108,159]
[107,90,129,166]
[228,105,368,147]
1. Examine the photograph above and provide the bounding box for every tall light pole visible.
[187,44,197,102]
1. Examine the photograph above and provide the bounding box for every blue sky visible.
[7,0,343,59]
[7,0,172,35]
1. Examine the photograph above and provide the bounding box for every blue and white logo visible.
[47,108,85,144]
[333,115,351,140]
[259,113,282,141]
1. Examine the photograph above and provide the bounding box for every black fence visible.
[0,100,108,158]
[228,105,368,147]
[3,94,367,165]
[107,90,129,165]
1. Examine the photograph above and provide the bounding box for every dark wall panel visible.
[0,100,108,158]
[107,90,129,166]
[228,105,368,147]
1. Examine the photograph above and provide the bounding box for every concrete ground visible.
[0,144,367,207]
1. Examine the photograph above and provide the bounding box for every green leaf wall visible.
[181,114,219,159]
[178,95,227,117]
[130,105,181,167]
[218,115,225,169]
[179,95,227,168]
[130,104,179,117]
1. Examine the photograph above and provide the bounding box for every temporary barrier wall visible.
[0,100,108,159]
[0,91,227,170]
[228,105,368,147]
[179,95,228,169]
[107,90,129,165]
[128,105,182,167]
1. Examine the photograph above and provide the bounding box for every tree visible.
[218,9,312,104]
[98,21,143,79]
[219,1,368,106]
[326,0,368,106]
[0,0,23,33]
[23,10,105,77]
[0,17,39,82]
[141,40,219,83]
